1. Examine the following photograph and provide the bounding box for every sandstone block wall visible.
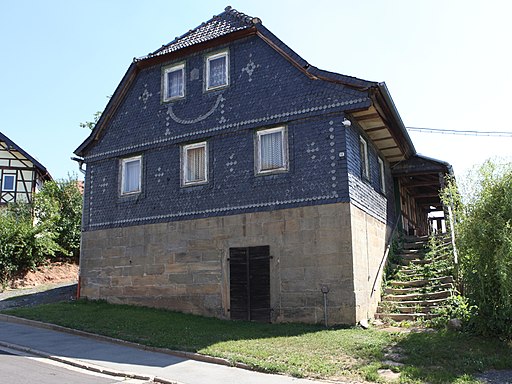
[80,202,388,324]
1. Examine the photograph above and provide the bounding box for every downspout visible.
[71,157,86,175]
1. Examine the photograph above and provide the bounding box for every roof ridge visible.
[136,6,259,62]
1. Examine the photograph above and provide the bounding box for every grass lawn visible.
[3,300,512,383]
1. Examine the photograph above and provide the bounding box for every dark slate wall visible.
[81,35,386,231]
[345,122,396,225]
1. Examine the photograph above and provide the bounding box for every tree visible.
[79,110,102,131]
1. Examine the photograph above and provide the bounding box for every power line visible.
[406,127,512,137]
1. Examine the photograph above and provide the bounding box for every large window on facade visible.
[256,127,288,174]
[2,174,15,191]
[163,63,185,101]
[378,157,386,193]
[359,136,369,180]
[121,156,142,195]
[206,51,228,90]
[182,142,208,186]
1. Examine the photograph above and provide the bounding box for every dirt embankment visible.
[8,262,78,289]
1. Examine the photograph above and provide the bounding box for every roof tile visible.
[137,6,259,61]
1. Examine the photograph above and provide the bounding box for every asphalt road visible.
[0,347,149,384]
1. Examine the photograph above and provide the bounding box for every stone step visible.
[384,282,454,295]
[388,297,450,306]
[389,276,454,288]
[383,290,452,302]
[377,305,437,314]
[400,258,432,266]
[402,241,427,250]
[375,312,438,321]
[399,251,424,260]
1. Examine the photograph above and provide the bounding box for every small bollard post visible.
[321,285,330,327]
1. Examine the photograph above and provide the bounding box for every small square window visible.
[378,157,386,193]
[359,136,369,180]
[121,156,142,195]
[182,142,208,186]
[2,174,15,191]
[256,127,288,174]
[163,63,185,101]
[206,51,229,90]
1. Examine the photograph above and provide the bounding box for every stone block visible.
[262,220,284,236]
[103,246,126,258]
[121,265,145,276]
[147,243,167,259]
[99,286,124,297]
[145,285,177,297]
[145,264,165,275]
[201,250,220,262]
[109,256,131,268]
[165,263,189,274]
[189,263,220,273]
[185,283,221,295]
[121,286,146,297]
[280,292,306,307]
[280,267,305,281]
[193,272,221,284]
[169,273,193,284]
[175,251,202,263]
[126,225,145,246]
[125,245,145,260]
[131,275,169,287]
[110,276,133,287]
[80,285,99,299]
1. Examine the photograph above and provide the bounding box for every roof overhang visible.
[350,83,415,164]
[392,154,453,210]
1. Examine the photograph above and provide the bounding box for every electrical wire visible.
[406,127,512,137]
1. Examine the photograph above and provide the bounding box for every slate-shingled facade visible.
[75,7,451,325]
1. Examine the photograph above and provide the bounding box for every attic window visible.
[163,63,185,101]
[359,136,369,180]
[206,51,229,90]
[2,174,15,192]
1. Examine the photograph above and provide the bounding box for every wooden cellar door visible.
[229,246,271,322]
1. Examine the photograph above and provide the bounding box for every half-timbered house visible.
[0,132,52,205]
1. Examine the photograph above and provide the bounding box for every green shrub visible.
[0,203,60,286]
[0,176,83,286]
[443,161,512,338]
[429,295,477,329]
[34,177,83,260]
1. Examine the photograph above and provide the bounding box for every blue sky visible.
[1,0,510,180]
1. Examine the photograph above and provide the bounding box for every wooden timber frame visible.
[391,154,453,236]
[0,132,52,205]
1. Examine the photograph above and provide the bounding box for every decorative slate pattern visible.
[80,10,394,231]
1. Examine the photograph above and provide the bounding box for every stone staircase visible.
[376,235,456,322]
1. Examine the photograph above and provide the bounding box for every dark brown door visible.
[229,246,271,322]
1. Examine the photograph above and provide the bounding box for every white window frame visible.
[182,141,208,186]
[205,50,229,91]
[378,157,386,193]
[255,126,289,175]
[163,63,185,102]
[120,155,142,196]
[359,136,369,180]
[2,174,16,192]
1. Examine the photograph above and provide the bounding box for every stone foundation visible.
[80,202,389,324]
